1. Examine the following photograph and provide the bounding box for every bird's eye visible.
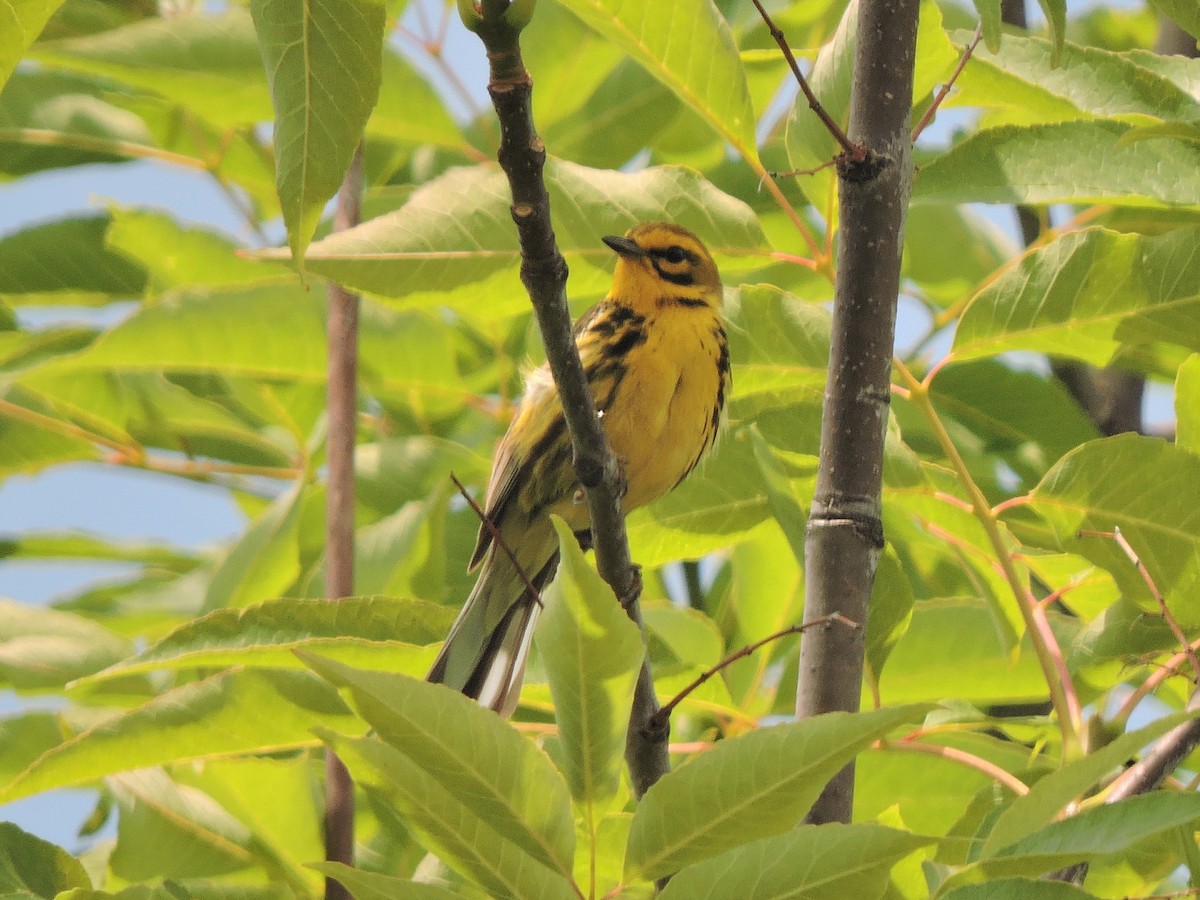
[663,246,687,264]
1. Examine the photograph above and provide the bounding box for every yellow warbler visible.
[428,222,730,715]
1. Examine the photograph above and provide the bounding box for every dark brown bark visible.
[797,0,919,824]
[468,0,669,798]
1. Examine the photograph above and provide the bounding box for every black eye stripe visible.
[650,246,699,266]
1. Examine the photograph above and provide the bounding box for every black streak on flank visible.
[712,328,730,433]
[590,304,644,338]
[608,324,648,357]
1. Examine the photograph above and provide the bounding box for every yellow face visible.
[602,222,722,308]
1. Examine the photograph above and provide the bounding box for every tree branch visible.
[322,143,364,900]
[462,0,669,798]
[795,0,920,825]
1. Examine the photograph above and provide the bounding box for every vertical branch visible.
[322,143,364,900]
[797,0,920,824]
[464,0,669,797]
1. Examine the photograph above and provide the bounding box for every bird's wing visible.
[467,301,614,569]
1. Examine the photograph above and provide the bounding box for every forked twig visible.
[652,613,860,727]
[911,23,984,142]
[1080,527,1200,683]
[768,158,839,181]
[450,472,543,607]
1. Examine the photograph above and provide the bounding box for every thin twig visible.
[910,23,983,142]
[896,357,1083,756]
[769,158,838,179]
[885,738,1030,797]
[653,614,859,726]
[749,0,856,156]
[1080,528,1200,684]
[322,142,365,900]
[1112,636,1200,728]
[449,471,543,607]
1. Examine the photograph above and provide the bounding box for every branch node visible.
[836,148,890,183]
[808,509,885,548]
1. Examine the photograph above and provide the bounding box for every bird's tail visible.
[427,549,559,718]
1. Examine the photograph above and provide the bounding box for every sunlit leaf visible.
[625,705,928,880]
[537,516,643,805]
[251,0,385,264]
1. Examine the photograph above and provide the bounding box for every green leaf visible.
[980,792,1200,878]
[24,285,327,380]
[366,47,462,150]
[327,734,577,900]
[950,228,1200,365]
[553,0,756,160]
[0,712,65,784]
[299,654,576,879]
[866,548,915,682]
[1035,0,1066,65]
[941,878,1099,900]
[309,863,463,900]
[0,0,66,93]
[31,9,274,126]
[929,361,1100,471]
[954,34,1200,125]
[306,490,451,601]
[80,596,456,684]
[748,432,806,568]
[1148,0,1200,37]
[178,754,322,891]
[104,207,286,292]
[0,214,146,297]
[0,598,132,689]
[642,603,723,668]
[981,708,1200,856]
[107,768,257,881]
[878,599,1047,705]
[251,0,385,266]
[0,668,360,803]
[625,431,776,567]
[902,205,1014,308]
[293,161,765,308]
[915,122,1200,207]
[1177,353,1200,453]
[720,524,805,707]
[658,823,935,900]
[0,69,154,177]
[971,0,1003,53]
[204,480,304,612]
[540,59,681,169]
[624,704,929,881]
[0,402,99,476]
[0,532,196,568]
[536,516,644,804]
[727,285,830,423]
[0,821,91,897]
[1027,435,1200,626]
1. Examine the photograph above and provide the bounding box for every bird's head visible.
[602,222,722,311]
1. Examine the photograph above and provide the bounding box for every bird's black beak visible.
[602,235,645,258]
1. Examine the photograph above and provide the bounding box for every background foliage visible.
[1,0,1199,897]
